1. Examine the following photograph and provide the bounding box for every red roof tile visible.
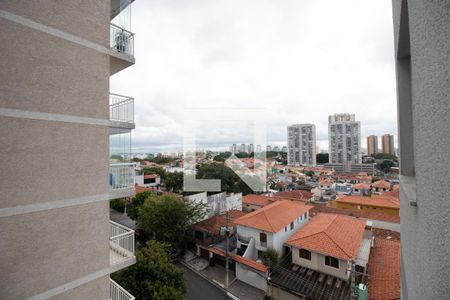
[336,195,400,210]
[353,183,372,190]
[275,190,314,201]
[310,205,400,224]
[242,194,274,207]
[234,200,313,233]
[286,213,367,260]
[372,180,391,189]
[194,210,248,235]
[368,238,400,300]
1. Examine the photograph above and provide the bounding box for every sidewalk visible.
[182,251,266,300]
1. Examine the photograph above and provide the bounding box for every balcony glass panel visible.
[110,131,131,163]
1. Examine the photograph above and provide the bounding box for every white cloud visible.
[111,0,398,153]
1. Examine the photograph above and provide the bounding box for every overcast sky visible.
[110,0,398,153]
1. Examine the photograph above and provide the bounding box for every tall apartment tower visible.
[381,134,395,155]
[367,135,379,156]
[0,1,137,299]
[287,124,317,166]
[393,1,450,299]
[328,113,361,164]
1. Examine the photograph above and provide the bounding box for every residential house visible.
[233,200,312,290]
[371,180,391,194]
[275,190,314,202]
[235,200,312,257]
[268,214,372,300]
[330,195,400,216]
[242,194,275,212]
[352,183,372,196]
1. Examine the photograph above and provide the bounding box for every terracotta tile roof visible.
[383,189,399,199]
[144,174,159,179]
[336,195,400,209]
[197,245,267,272]
[353,183,372,190]
[275,190,314,201]
[372,180,391,189]
[234,200,313,233]
[242,194,274,207]
[368,237,400,300]
[310,205,400,224]
[285,213,366,260]
[194,210,248,235]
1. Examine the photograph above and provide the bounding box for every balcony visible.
[110,278,135,300]
[110,23,135,75]
[109,163,136,198]
[110,93,135,129]
[110,220,135,270]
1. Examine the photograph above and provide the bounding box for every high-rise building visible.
[367,135,379,156]
[239,143,246,153]
[231,144,237,154]
[256,144,262,152]
[267,145,272,151]
[1,1,137,299]
[247,143,254,153]
[287,124,317,166]
[393,1,450,298]
[381,134,395,155]
[328,113,361,165]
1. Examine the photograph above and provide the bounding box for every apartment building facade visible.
[381,134,395,155]
[287,124,317,166]
[392,0,450,298]
[328,113,361,165]
[366,135,378,156]
[0,1,137,299]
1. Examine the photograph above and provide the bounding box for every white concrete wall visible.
[291,247,349,281]
[237,211,309,256]
[272,212,309,255]
[225,193,242,212]
[235,263,267,291]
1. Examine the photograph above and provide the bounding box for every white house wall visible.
[291,247,349,281]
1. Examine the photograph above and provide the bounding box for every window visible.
[285,226,287,232]
[304,212,307,219]
[299,249,311,260]
[290,222,294,230]
[260,232,267,247]
[325,256,339,268]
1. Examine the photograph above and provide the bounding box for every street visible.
[177,264,232,300]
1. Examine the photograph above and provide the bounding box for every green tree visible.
[196,163,253,195]
[111,240,186,300]
[137,194,206,248]
[316,153,329,164]
[127,191,154,220]
[149,154,174,164]
[261,248,279,268]
[379,160,395,172]
[165,171,183,193]
[304,171,315,177]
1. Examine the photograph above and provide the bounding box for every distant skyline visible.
[111,0,397,153]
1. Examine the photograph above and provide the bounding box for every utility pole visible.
[350,259,357,300]
[225,209,229,289]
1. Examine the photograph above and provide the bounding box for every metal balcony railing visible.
[110,220,135,266]
[109,163,136,191]
[110,93,134,123]
[110,23,134,57]
[110,278,135,300]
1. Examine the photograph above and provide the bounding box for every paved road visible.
[177,264,231,300]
